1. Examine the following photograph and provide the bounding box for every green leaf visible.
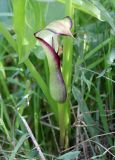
[57,151,80,160]
[90,0,115,33]
[9,133,28,160]
[34,44,45,60]
[107,48,115,65]
[0,22,17,51]
[28,149,38,159]
[13,0,43,63]
[58,0,115,32]
[73,0,105,20]
[13,0,26,63]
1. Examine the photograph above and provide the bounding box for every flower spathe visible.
[34,17,73,103]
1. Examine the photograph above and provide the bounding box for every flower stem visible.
[58,0,73,148]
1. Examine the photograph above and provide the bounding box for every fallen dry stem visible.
[21,116,46,160]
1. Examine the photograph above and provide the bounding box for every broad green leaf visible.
[13,0,45,63]
[34,44,45,60]
[46,1,65,24]
[58,0,115,32]
[13,0,26,63]
[23,0,42,61]
[28,149,38,159]
[57,151,80,160]
[90,0,115,33]
[73,0,104,20]
[107,48,115,65]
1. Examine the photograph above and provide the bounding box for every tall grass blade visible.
[72,86,98,136]
[0,22,17,50]
[9,133,28,160]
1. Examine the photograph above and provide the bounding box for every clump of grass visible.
[0,0,115,159]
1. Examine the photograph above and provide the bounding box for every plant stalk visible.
[58,0,73,148]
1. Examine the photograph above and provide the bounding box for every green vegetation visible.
[0,0,115,159]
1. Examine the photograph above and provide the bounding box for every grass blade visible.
[9,133,28,160]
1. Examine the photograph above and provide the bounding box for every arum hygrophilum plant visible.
[34,17,73,103]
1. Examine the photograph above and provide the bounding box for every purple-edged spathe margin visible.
[34,17,73,103]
